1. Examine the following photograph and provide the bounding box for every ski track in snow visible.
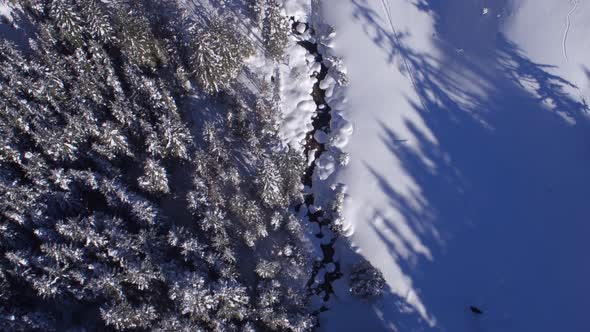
[562,0,579,63]
[378,0,429,114]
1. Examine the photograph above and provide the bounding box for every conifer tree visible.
[262,0,289,60]
[114,7,165,68]
[138,158,170,195]
[349,259,386,299]
[50,0,85,47]
[256,156,286,208]
[190,19,254,94]
[80,0,114,43]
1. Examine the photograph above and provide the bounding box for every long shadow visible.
[344,0,590,331]
[319,235,415,332]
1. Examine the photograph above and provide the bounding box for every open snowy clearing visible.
[318,0,590,331]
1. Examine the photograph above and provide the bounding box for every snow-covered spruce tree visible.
[138,158,170,195]
[100,302,158,331]
[189,18,254,94]
[80,0,114,43]
[349,259,387,299]
[262,0,289,61]
[113,6,166,68]
[252,94,283,149]
[50,0,86,48]
[256,156,287,208]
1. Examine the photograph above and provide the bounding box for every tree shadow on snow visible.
[0,6,38,53]
[344,0,590,331]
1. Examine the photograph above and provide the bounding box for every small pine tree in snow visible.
[256,260,280,279]
[168,273,217,322]
[330,184,346,215]
[278,148,306,203]
[262,0,289,60]
[92,122,133,160]
[336,150,350,166]
[256,157,286,208]
[349,259,386,299]
[325,55,350,86]
[100,302,157,330]
[158,115,193,160]
[214,281,250,321]
[254,97,281,140]
[138,158,170,195]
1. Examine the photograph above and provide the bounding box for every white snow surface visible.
[319,0,590,331]
[284,0,312,21]
[277,43,317,149]
[0,6,11,20]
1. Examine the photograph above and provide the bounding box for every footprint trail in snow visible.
[562,0,579,63]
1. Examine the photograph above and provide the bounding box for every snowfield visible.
[318,0,590,331]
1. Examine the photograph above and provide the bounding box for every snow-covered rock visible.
[295,22,307,34]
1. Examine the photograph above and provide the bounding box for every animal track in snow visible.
[562,0,579,63]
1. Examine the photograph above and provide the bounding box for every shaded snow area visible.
[318,0,590,331]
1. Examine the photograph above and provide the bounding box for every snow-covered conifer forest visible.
[0,0,334,330]
[2,0,590,331]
